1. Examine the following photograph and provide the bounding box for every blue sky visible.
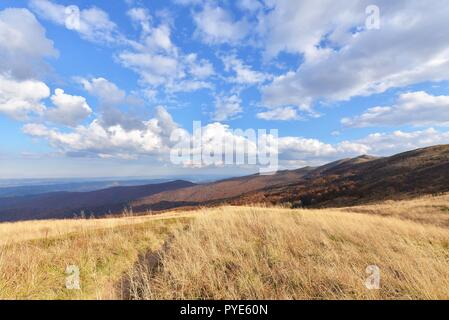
[1,0,449,178]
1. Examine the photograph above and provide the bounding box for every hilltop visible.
[1,195,449,300]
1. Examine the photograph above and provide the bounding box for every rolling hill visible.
[132,144,449,210]
[0,180,195,222]
[2,197,449,300]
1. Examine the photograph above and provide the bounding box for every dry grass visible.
[0,211,196,246]
[345,193,449,228]
[0,214,191,300]
[129,206,449,300]
[2,194,449,300]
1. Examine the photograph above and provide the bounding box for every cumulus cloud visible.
[118,8,214,93]
[193,4,249,44]
[11,0,449,170]
[23,106,179,159]
[127,8,175,54]
[119,7,179,86]
[0,8,57,79]
[259,0,364,59]
[0,74,50,120]
[45,89,92,126]
[173,125,449,169]
[277,136,370,164]
[173,0,204,6]
[22,102,449,168]
[29,0,119,44]
[237,0,263,13]
[212,95,243,122]
[355,128,449,156]
[260,0,449,115]
[0,8,57,121]
[77,77,146,130]
[186,53,215,79]
[167,80,213,93]
[118,51,182,86]
[78,77,126,107]
[127,7,152,34]
[342,91,449,128]
[257,107,301,121]
[221,55,269,84]
[170,122,265,168]
[277,128,449,165]
[170,122,368,169]
[277,128,449,166]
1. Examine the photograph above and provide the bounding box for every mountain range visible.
[0,180,195,222]
[1,144,449,222]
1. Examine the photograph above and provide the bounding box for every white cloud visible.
[170,122,263,168]
[167,80,213,93]
[173,0,204,5]
[118,8,185,89]
[331,131,341,137]
[186,53,215,79]
[261,71,313,112]
[118,15,215,93]
[212,95,243,121]
[127,7,152,34]
[355,128,449,156]
[277,128,449,166]
[259,0,363,59]
[170,122,370,169]
[342,91,449,128]
[118,51,182,86]
[0,8,57,78]
[221,55,268,84]
[23,106,179,159]
[278,128,449,165]
[78,77,126,107]
[237,0,263,12]
[45,89,92,126]
[118,10,184,89]
[126,7,177,55]
[257,107,300,121]
[22,100,449,168]
[260,0,449,113]
[0,74,50,120]
[29,0,118,44]
[278,136,369,164]
[193,4,249,44]
[77,77,146,130]
[143,24,175,53]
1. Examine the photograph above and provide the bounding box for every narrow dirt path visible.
[115,223,191,300]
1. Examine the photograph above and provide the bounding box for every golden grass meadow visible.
[1,195,449,300]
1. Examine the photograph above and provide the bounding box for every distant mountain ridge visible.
[0,180,195,222]
[2,145,449,222]
[131,145,449,210]
[0,179,173,198]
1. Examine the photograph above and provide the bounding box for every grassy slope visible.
[129,206,449,300]
[0,214,193,299]
[1,195,449,300]
[345,193,449,228]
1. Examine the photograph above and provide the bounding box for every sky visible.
[1,0,449,178]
